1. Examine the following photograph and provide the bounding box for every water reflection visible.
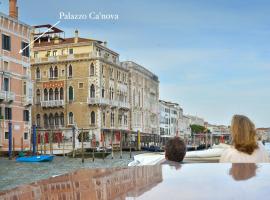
[0,165,162,200]
[229,163,258,181]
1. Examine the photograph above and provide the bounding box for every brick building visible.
[0,0,32,151]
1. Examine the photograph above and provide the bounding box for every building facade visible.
[256,128,270,142]
[159,100,183,144]
[121,61,159,145]
[31,26,130,147]
[0,0,32,151]
[185,115,204,127]
[178,115,192,138]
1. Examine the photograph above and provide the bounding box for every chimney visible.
[9,0,18,19]
[103,41,107,47]
[74,30,79,43]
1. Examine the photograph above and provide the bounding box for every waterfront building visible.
[121,61,159,146]
[206,123,231,144]
[185,114,205,126]
[31,26,130,147]
[178,115,192,138]
[0,0,32,151]
[159,100,183,144]
[256,128,270,142]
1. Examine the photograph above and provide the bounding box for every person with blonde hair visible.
[220,115,269,163]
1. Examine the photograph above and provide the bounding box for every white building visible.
[256,128,270,141]
[179,115,192,137]
[207,124,230,135]
[185,115,204,126]
[159,100,183,139]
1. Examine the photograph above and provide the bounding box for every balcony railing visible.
[118,101,130,109]
[87,97,110,105]
[88,97,130,109]
[31,53,121,66]
[23,96,33,106]
[0,91,15,102]
[41,100,65,108]
[0,91,5,100]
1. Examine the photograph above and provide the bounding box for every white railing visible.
[32,52,121,66]
[87,97,130,109]
[23,96,33,106]
[118,101,130,109]
[0,91,15,102]
[0,91,5,100]
[87,97,110,105]
[118,125,129,130]
[6,91,15,102]
[41,100,65,108]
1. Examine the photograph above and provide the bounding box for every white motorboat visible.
[128,143,230,166]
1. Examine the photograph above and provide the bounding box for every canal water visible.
[0,151,144,191]
[1,143,270,192]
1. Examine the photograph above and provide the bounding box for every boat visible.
[128,143,230,166]
[16,155,54,162]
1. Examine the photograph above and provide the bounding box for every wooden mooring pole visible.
[81,129,84,163]
[12,137,15,158]
[21,137,23,152]
[111,130,114,159]
[72,126,75,158]
[120,131,122,159]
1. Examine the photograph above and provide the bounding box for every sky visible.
[1,0,269,127]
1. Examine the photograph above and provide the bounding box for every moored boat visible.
[16,155,54,162]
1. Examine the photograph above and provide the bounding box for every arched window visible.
[60,112,64,126]
[102,88,105,98]
[55,113,59,126]
[90,84,95,98]
[90,63,95,76]
[54,66,58,78]
[60,87,64,100]
[68,65,72,77]
[69,112,74,124]
[68,86,74,101]
[139,91,141,107]
[36,89,41,104]
[133,89,135,106]
[49,88,54,100]
[111,112,115,127]
[49,66,54,78]
[49,113,54,127]
[109,87,112,100]
[55,88,59,100]
[36,114,41,127]
[103,112,106,127]
[36,67,40,79]
[44,114,48,128]
[91,111,95,125]
[44,89,48,101]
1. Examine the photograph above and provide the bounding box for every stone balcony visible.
[88,97,130,109]
[87,97,110,105]
[23,96,33,106]
[31,52,121,66]
[0,91,15,102]
[41,100,65,108]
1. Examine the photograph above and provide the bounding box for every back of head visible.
[231,115,258,155]
[165,137,186,162]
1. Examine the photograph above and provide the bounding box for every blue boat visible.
[16,155,54,162]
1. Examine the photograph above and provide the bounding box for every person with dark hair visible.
[165,137,186,162]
